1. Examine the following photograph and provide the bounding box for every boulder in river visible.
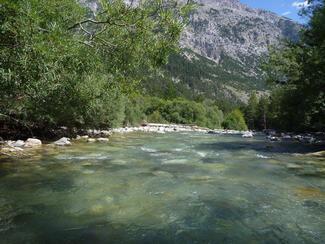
[242,131,253,138]
[87,138,96,143]
[24,138,42,148]
[54,137,71,146]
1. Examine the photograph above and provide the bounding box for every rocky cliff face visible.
[163,0,301,102]
[181,0,300,66]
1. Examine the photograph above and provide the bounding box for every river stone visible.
[76,135,89,140]
[242,131,253,138]
[97,138,109,143]
[101,130,112,136]
[12,140,25,148]
[1,147,24,153]
[24,138,42,148]
[54,137,71,146]
[87,138,96,143]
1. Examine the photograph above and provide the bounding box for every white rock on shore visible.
[24,138,42,148]
[54,137,71,146]
[242,131,253,138]
[12,140,25,148]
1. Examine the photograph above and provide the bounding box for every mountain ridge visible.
[80,0,301,103]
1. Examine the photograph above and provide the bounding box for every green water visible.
[0,132,324,243]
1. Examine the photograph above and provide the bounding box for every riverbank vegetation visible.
[245,0,325,132]
[0,0,245,137]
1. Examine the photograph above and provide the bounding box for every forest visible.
[244,0,324,132]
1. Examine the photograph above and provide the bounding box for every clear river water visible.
[0,132,324,243]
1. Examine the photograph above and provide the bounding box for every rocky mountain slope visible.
[155,0,301,103]
[80,0,301,103]
[182,0,300,65]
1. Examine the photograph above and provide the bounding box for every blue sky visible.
[240,0,310,23]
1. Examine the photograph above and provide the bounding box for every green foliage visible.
[222,109,248,131]
[121,96,224,129]
[244,92,259,129]
[0,0,192,131]
[256,96,270,130]
[263,0,325,131]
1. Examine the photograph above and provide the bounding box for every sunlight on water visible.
[0,133,324,243]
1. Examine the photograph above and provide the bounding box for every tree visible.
[245,92,258,129]
[257,96,270,130]
[0,0,194,133]
[222,109,248,131]
[264,0,325,131]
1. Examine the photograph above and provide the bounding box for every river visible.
[0,132,324,243]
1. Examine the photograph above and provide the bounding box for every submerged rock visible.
[286,163,303,170]
[295,187,324,198]
[306,151,325,158]
[54,137,71,146]
[24,138,42,148]
[267,136,280,141]
[1,147,24,153]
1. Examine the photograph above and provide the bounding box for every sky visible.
[240,0,310,23]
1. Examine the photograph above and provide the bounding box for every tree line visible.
[243,0,324,132]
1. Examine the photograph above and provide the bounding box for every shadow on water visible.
[197,136,325,154]
[4,198,317,244]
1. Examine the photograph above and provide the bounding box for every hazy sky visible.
[240,0,310,23]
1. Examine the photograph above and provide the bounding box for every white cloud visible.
[282,11,292,16]
[292,1,310,9]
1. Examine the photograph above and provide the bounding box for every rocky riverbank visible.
[0,123,324,158]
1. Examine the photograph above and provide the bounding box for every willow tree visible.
[0,0,194,131]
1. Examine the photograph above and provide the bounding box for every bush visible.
[222,109,248,131]
[140,97,224,129]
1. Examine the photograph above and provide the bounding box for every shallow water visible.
[0,133,325,243]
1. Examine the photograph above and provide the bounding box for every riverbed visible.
[0,132,324,243]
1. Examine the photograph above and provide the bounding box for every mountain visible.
[153,0,301,103]
[80,0,301,103]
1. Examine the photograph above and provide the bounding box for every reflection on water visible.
[0,133,324,243]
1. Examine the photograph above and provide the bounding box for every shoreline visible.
[1,123,324,158]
